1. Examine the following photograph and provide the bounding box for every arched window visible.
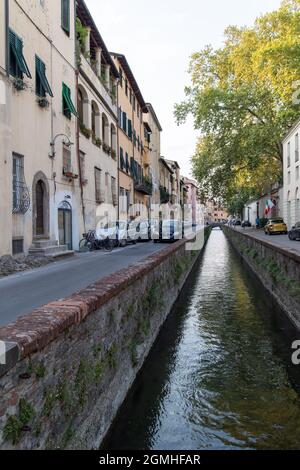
[78,89,84,125]
[91,101,100,140]
[102,113,109,146]
[78,85,88,128]
[110,123,117,158]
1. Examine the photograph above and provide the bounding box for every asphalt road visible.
[234,227,300,255]
[0,242,167,327]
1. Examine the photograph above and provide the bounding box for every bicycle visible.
[79,230,114,252]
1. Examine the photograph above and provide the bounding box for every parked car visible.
[288,222,300,241]
[242,220,252,228]
[234,220,242,226]
[264,218,288,235]
[136,220,151,241]
[153,220,182,243]
[98,221,138,247]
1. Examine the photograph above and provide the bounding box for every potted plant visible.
[80,123,92,139]
[13,78,26,91]
[37,97,50,108]
[111,149,117,159]
[92,135,102,148]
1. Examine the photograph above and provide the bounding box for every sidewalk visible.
[233,226,300,256]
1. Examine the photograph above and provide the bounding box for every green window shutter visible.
[36,56,53,97]
[126,153,129,173]
[61,0,70,35]
[120,147,125,170]
[62,82,78,118]
[128,120,132,140]
[122,112,127,133]
[9,29,31,78]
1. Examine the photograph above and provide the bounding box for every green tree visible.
[175,0,300,211]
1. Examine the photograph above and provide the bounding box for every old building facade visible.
[111,53,151,222]
[76,0,119,231]
[282,117,300,229]
[2,0,80,257]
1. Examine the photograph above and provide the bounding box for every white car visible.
[153,219,183,242]
[97,221,138,247]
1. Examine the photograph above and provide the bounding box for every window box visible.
[37,97,50,108]
[63,167,78,179]
[80,123,92,139]
[103,143,111,155]
[13,78,26,91]
[92,136,102,148]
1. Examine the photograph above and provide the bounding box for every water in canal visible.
[104,229,300,450]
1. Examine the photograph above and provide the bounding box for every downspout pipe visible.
[74,0,86,234]
[5,0,9,76]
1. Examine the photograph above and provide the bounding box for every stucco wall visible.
[0,74,12,256]
[6,0,80,253]
[223,226,300,330]
[0,234,210,450]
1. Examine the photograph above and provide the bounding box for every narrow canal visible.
[104,229,300,450]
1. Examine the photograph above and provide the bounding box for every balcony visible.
[135,177,153,196]
[79,54,117,115]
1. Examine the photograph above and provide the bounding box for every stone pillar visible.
[105,64,111,90]
[95,48,102,78]
[85,27,91,57]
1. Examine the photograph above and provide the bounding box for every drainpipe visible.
[5,0,9,76]
[74,1,86,234]
[116,79,120,222]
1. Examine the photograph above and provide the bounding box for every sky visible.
[86,0,282,178]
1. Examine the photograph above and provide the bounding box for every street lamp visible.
[49,134,73,159]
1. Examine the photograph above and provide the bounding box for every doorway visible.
[36,180,45,236]
[58,201,73,250]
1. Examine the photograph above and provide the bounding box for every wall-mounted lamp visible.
[49,134,74,159]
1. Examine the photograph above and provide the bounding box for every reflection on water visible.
[104,229,300,450]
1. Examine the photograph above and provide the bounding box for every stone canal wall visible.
[0,229,211,450]
[223,226,300,329]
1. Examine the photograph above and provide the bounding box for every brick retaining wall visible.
[223,227,300,330]
[0,231,210,449]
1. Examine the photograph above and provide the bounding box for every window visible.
[12,153,29,214]
[61,0,70,35]
[9,29,31,79]
[118,106,122,125]
[79,151,85,181]
[133,95,136,112]
[63,145,72,173]
[129,89,132,104]
[125,79,128,96]
[137,105,140,118]
[287,142,291,167]
[95,167,102,203]
[78,89,84,124]
[62,82,77,119]
[111,177,117,205]
[12,238,24,255]
[296,134,299,162]
[120,147,125,171]
[35,56,53,97]
[296,166,299,181]
[119,68,123,87]
[288,171,291,185]
[128,119,132,140]
[122,111,127,133]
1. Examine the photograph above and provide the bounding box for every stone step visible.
[28,244,71,257]
[31,239,58,249]
[51,250,75,260]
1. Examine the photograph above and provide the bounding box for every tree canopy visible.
[175,0,300,213]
